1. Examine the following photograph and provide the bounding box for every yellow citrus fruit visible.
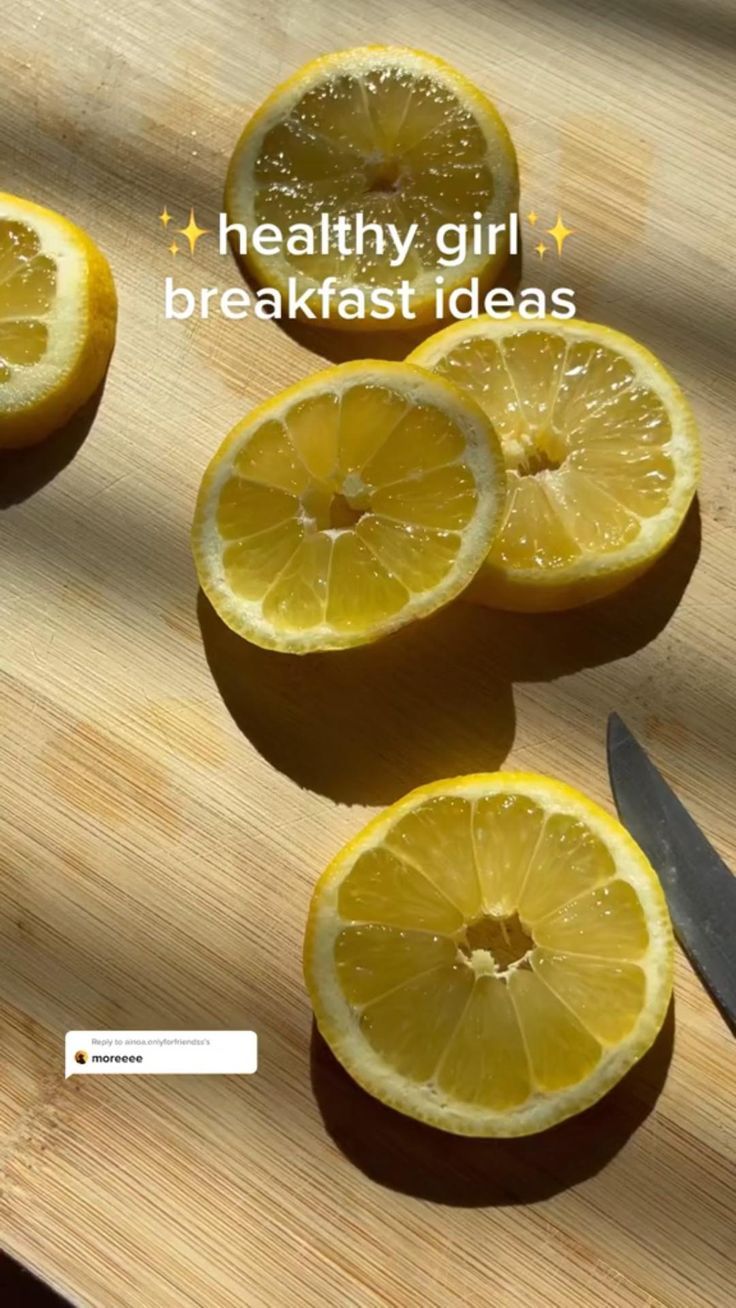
[409,316,700,610]
[192,360,506,652]
[304,772,673,1137]
[0,192,116,449]
[224,47,518,330]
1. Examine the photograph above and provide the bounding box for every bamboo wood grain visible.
[1,1,735,1304]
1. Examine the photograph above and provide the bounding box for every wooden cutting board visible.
[2,1,734,1304]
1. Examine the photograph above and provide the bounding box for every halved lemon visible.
[192,361,506,652]
[409,316,700,609]
[0,192,116,448]
[225,47,518,329]
[305,773,673,1136]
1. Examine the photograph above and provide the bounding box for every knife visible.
[607,712,736,1032]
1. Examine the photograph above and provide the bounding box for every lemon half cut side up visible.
[192,360,507,652]
[410,316,700,610]
[0,192,116,449]
[225,46,519,330]
[304,772,674,1136]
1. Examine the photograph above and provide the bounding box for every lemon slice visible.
[305,772,673,1136]
[225,47,518,329]
[0,192,116,448]
[409,316,700,609]
[192,361,505,652]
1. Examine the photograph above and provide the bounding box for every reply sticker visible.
[65,1031,258,1077]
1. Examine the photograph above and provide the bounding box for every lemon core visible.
[459,912,534,972]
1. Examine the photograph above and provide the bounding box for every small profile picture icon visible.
[74,1050,89,1065]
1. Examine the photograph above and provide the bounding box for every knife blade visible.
[607,712,736,1031]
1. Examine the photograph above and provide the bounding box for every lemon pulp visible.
[0,219,56,383]
[251,70,495,288]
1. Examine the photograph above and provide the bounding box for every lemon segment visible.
[532,952,646,1045]
[409,316,699,609]
[0,192,116,448]
[437,973,531,1109]
[304,773,673,1136]
[225,47,518,329]
[192,361,506,652]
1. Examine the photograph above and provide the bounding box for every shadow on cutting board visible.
[0,379,107,509]
[224,246,523,366]
[309,1001,675,1206]
[0,1253,69,1307]
[276,251,524,365]
[197,500,699,806]
[485,498,701,685]
[197,588,516,807]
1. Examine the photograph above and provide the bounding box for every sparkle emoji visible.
[546,213,574,257]
[178,208,210,256]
